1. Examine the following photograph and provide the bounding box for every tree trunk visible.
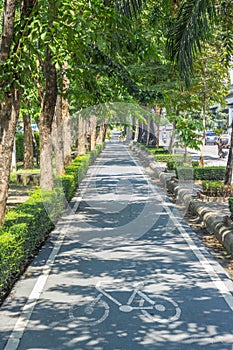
[11,137,17,172]
[199,133,206,168]
[169,120,176,154]
[134,120,139,142]
[101,123,108,143]
[38,48,57,190]
[0,92,21,224]
[78,115,87,155]
[0,1,17,61]
[141,121,147,143]
[0,0,18,224]
[199,90,207,167]
[156,108,162,148]
[63,114,72,166]
[131,115,135,141]
[54,94,64,175]
[23,114,34,169]
[60,65,72,168]
[224,120,233,185]
[137,121,143,143]
[32,130,39,166]
[155,122,159,148]
[0,0,30,224]
[86,118,91,151]
[96,120,106,144]
[147,118,156,146]
[184,146,188,163]
[146,116,150,147]
[90,115,98,150]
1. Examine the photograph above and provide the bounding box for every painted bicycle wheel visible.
[68,296,109,326]
[139,294,181,323]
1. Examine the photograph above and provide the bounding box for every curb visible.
[129,142,233,255]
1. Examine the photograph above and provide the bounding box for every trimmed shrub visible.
[192,161,199,167]
[0,231,25,292]
[154,154,173,162]
[147,147,169,155]
[154,148,169,154]
[137,143,146,150]
[34,132,40,155]
[175,166,194,181]
[0,189,63,296]
[228,198,233,219]
[202,181,233,197]
[56,174,76,201]
[154,153,186,163]
[166,160,176,171]
[65,164,82,187]
[194,166,226,181]
[15,131,40,163]
[0,142,105,300]
[175,166,226,181]
[15,133,24,162]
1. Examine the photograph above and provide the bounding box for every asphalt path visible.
[188,144,228,166]
[0,141,233,350]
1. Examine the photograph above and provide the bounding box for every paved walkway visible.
[1,141,233,350]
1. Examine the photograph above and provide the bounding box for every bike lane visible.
[0,141,233,350]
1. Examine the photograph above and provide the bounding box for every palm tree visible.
[167,0,233,84]
[166,0,233,184]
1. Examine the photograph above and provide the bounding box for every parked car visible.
[205,130,218,145]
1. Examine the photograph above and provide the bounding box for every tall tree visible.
[166,0,233,181]
[23,112,34,169]
[38,46,57,190]
[166,0,233,83]
[0,0,37,224]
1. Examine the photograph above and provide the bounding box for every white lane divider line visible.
[4,153,107,350]
[128,145,233,311]
[3,198,81,350]
[4,143,233,350]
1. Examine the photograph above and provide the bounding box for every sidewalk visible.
[0,141,233,350]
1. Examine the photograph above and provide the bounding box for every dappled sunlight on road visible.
[1,142,233,350]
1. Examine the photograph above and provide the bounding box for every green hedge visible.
[202,181,233,197]
[166,160,176,170]
[15,133,24,162]
[167,158,197,171]
[0,142,105,299]
[194,166,226,180]
[147,146,169,155]
[175,166,226,181]
[15,132,40,162]
[154,154,173,162]
[229,198,233,219]
[175,166,194,180]
[137,143,146,150]
[57,174,75,201]
[192,161,199,167]
[154,153,187,163]
[0,189,63,296]
[34,132,40,153]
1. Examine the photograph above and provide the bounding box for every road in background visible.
[160,135,228,166]
[188,145,228,166]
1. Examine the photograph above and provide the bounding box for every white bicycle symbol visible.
[69,282,181,326]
